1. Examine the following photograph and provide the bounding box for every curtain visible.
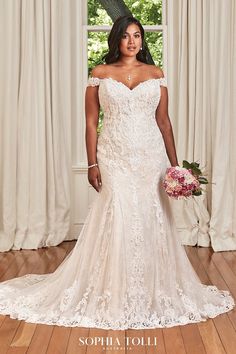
[167,0,236,251]
[0,0,75,251]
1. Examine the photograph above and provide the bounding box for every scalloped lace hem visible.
[0,295,234,330]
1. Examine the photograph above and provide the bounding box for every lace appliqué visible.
[87,77,100,87]
[159,77,167,87]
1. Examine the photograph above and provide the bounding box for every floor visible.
[0,241,236,354]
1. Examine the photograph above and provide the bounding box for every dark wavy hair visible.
[103,15,149,64]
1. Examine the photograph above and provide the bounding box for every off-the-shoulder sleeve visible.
[159,77,167,87]
[87,77,100,87]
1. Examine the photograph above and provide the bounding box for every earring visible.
[140,47,143,51]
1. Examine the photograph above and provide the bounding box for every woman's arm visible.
[155,82,179,167]
[85,71,102,192]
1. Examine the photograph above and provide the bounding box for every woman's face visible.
[119,23,142,58]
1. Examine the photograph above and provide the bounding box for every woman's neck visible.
[116,56,139,67]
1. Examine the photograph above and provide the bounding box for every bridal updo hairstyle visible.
[103,15,149,64]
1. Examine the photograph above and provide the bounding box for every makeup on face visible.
[119,24,142,55]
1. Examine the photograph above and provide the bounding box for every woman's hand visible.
[88,166,102,192]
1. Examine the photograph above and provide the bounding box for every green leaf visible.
[182,160,192,169]
[198,177,208,184]
[192,189,202,196]
[182,160,202,176]
[191,166,201,176]
[191,162,200,168]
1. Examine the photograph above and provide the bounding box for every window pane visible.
[145,31,163,67]
[88,32,109,75]
[88,0,162,26]
[88,0,112,25]
[124,0,162,25]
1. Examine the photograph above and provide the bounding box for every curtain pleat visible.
[0,0,74,251]
[167,0,236,251]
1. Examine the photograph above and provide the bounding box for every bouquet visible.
[163,160,208,199]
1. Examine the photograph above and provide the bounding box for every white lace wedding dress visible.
[0,76,234,330]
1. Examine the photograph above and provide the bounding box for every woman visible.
[0,15,234,330]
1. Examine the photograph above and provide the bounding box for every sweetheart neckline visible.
[99,77,164,91]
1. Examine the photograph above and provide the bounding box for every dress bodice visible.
[87,76,167,119]
[87,76,168,173]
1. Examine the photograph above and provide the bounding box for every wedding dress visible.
[0,76,234,330]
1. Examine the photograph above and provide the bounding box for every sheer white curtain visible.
[0,0,76,251]
[167,0,236,251]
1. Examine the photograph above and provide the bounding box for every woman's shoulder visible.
[136,63,165,78]
[90,64,110,79]
[148,64,165,79]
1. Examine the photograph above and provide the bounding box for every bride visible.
[0,15,234,330]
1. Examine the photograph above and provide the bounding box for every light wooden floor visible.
[0,241,236,354]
